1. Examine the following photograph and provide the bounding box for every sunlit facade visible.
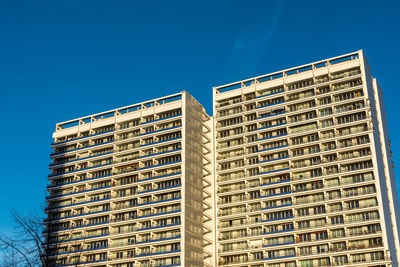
[45,92,214,267]
[213,50,400,267]
[45,50,400,267]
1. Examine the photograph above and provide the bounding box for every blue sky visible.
[1,0,400,232]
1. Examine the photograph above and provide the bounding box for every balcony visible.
[141,113,181,125]
[135,249,181,257]
[137,209,181,219]
[137,234,181,245]
[264,254,296,260]
[256,100,286,110]
[257,111,286,120]
[47,173,112,189]
[139,148,182,159]
[46,196,111,210]
[139,160,182,171]
[138,184,181,194]
[49,233,108,244]
[136,222,181,232]
[263,228,294,235]
[46,208,110,222]
[51,140,114,156]
[137,197,181,207]
[46,220,109,233]
[49,151,113,167]
[347,242,383,250]
[139,172,182,182]
[256,89,285,99]
[51,129,115,146]
[261,203,292,210]
[140,125,181,136]
[263,241,295,247]
[48,162,113,178]
[140,137,182,147]
[261,191,291,199]
[262,215,294,223]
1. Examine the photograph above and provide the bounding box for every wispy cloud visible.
[228,0,285,77]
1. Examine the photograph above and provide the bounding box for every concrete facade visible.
[213,50,400,267]
[45,50,400,267]
[46,92,213,267]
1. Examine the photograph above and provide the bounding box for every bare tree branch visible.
[0,207,88,267]
[10,209,44,260]
[0,236,33,267]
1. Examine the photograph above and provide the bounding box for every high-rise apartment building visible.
[45,92,214,267]
[213,50,400,267]
[45,50,400,267]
